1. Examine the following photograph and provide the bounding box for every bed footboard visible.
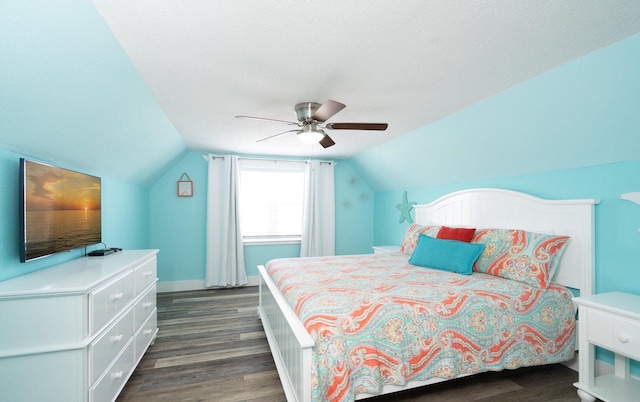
[258,265,314,402]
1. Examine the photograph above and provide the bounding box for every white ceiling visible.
[91,0,640,160]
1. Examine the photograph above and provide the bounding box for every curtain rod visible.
[201,154,334,164]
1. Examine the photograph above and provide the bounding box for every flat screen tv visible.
[20,158,102,262]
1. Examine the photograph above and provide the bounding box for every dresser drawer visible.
[135,311,157,363]
[90,340,135,402]
[90,271,134,334]
[134,284,157,329]
[134,256,157,296]
[587,308,640,361]
[89,307,135,385]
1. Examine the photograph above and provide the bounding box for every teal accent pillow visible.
[409,234,485,275]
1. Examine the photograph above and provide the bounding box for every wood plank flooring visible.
[117,287,580,402]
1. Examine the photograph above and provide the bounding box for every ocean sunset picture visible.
[21,160,101,261]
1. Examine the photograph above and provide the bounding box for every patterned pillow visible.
[400,224,441,254]
[471,229,570,289]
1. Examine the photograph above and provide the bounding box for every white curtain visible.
[300,160,335,257]
[205,154,247,287]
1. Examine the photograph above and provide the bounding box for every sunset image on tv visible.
[21,159,101,261]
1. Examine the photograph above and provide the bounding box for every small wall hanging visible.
[396,191,417,223]
[177,173,193,197]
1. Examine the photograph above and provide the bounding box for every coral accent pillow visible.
[409,234,484,275]
[437,226,476,242]
[471,229,570,289]
[400,224,441,254]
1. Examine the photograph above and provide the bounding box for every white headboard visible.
[414,188,599,296]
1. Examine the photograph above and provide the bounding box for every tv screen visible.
[20,158,102,262]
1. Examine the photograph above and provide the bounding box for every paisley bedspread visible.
[265,252,576,402]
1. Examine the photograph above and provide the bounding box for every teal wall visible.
[149,152,208,282]
[0,0,186,186]
[149,153,373,283]
[0,148,150,282]
[351,33,640,192]
[334,162,374,255]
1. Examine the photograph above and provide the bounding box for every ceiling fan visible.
[235,100,388,148]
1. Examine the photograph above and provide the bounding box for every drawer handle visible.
[110,371,124,380]
[143,302,153,308]
[618,334,629,343]
[111,292,124,301]
[110,334,124,343]
[143,271,154,277]
[143,329,153,336]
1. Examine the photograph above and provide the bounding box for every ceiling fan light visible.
[297,128,325,144]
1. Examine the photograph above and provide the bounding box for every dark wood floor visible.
[117,287,580,402]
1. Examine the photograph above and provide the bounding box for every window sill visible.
[243,237,301,246]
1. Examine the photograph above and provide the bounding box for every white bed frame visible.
[257,188,599,402]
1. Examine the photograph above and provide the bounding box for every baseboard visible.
[559,351,618,374]
[565,352,640,381]
[562,354,579,372]
[157,280,206,293]
[157,275,259,293]
[595,358,614,376]
[592,357,640,379]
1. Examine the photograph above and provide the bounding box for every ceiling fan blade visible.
[256,129,299,143]
[325,122,388,131]
[312,100,346,122]
[236,115,300,126]
[319,135,335,148]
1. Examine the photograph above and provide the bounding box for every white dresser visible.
[0,249,159,402]
[573,291,640,402]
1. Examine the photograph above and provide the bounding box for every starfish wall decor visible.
[396,191,417,223]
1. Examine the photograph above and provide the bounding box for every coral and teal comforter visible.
[265,252,576,401]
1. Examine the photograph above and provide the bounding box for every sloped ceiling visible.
[351,31,640,191]
[0,1,187,186]
[92,0,640,160]
[1,1,640,186]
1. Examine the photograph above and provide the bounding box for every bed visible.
[257,188,598,401]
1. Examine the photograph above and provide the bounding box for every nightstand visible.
[372,245,401,254]
[573,292,640,402]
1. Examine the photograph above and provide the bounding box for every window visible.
[238,159,306,243]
